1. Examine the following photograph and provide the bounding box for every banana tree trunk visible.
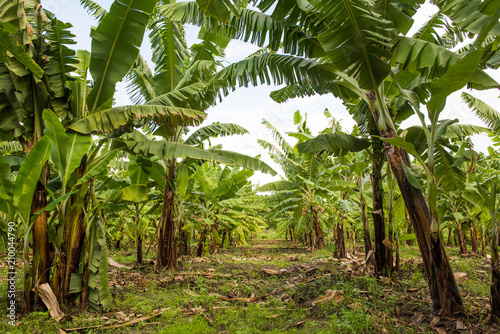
[157,162,177,269]
[29,163,50,310]
[456,225,468,256]
[491,216,500,324]
[135,204,142,264]
[54,155,89,305]
[371,137,388,275]
[447,227,453,246]
[359,180,372,259]
[334,217,346,258]
[406,209,413,246]
[197,226,207,257]
[387,167,396,274]
[311,206,325,250]
[378,126,463,316]
[210,223,219,254]
[179,217,189,256]
[469,220,478,255]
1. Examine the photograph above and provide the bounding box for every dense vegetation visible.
[1,0,500,332]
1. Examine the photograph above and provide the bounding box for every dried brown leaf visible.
[455,319,467,330]
[37,283,65,323]
[263,268,279,275]
[108,258,132,269]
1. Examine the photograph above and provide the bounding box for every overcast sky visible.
[50,0,499,185]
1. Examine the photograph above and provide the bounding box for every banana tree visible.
[259,112,352,251]
[187,161,265,255]
[0,0,78,310]
[464,167,500,324]
[1,0,164,310]
[297,124,399,271]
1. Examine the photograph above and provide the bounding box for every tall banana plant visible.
[78,1,277,269]
[0,0,84,311]
[186,161,266,255]
[258,112,349,251]
[0,0,163,311]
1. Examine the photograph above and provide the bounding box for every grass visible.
[0,234,496,333]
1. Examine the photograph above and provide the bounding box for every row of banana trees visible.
[0,0,275,312]
[0,0,500,325]
[156,0,500,323]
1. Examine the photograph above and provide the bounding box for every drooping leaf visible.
[427,50,484,123]
[128,160,149,186]
[112,185,148,203]
[434,145,465,191]
[0,25,44,78]
[68,105,206,134]
[0,155,13,197]
[13,137,51,223]
[207,149,277,175]
[43,109,91,186]
[87,0,158,112]
[176,163,189,200]
[462,92,500,134]
[312,0,394,90]
[122,140,234,164]
[297,133,371,156]
[402,163,424,190]
[160,2,324,58]
[184,123,249,145]
[259,181,299,192]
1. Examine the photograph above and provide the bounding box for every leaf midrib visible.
[91,0,134,113]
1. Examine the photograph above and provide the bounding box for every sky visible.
[49,0,499,185]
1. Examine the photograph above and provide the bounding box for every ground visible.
[0,233,497,333]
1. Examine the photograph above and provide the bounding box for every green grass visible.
[0,235,496,334]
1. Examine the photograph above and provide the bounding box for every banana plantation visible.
[1,0,500,332]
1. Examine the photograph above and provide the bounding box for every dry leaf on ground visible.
[37,283,64,323]
[108,258,132,269]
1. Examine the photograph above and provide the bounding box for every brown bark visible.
[31,164,50,287]
[136,205,143,264]
[371,137,388,275]
[209,224,218,254]
[334,220,346,258]
[24,163,50,312]
[196,227,207,257]
[137,235,143,264]
[81,259,89,311]
[470,221,478,255]
[405,209,413,246]
[379,127,463,316]
[311,206,325,250]
[481,231,487,257]
[457,227,468,256]
[157,163,177,269]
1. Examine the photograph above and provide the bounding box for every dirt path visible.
[2,237,496,333]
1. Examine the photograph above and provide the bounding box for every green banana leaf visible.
[13,137,51,223]
[68,105,206,134]
[43,109,91,188]
[86,0,158,112]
